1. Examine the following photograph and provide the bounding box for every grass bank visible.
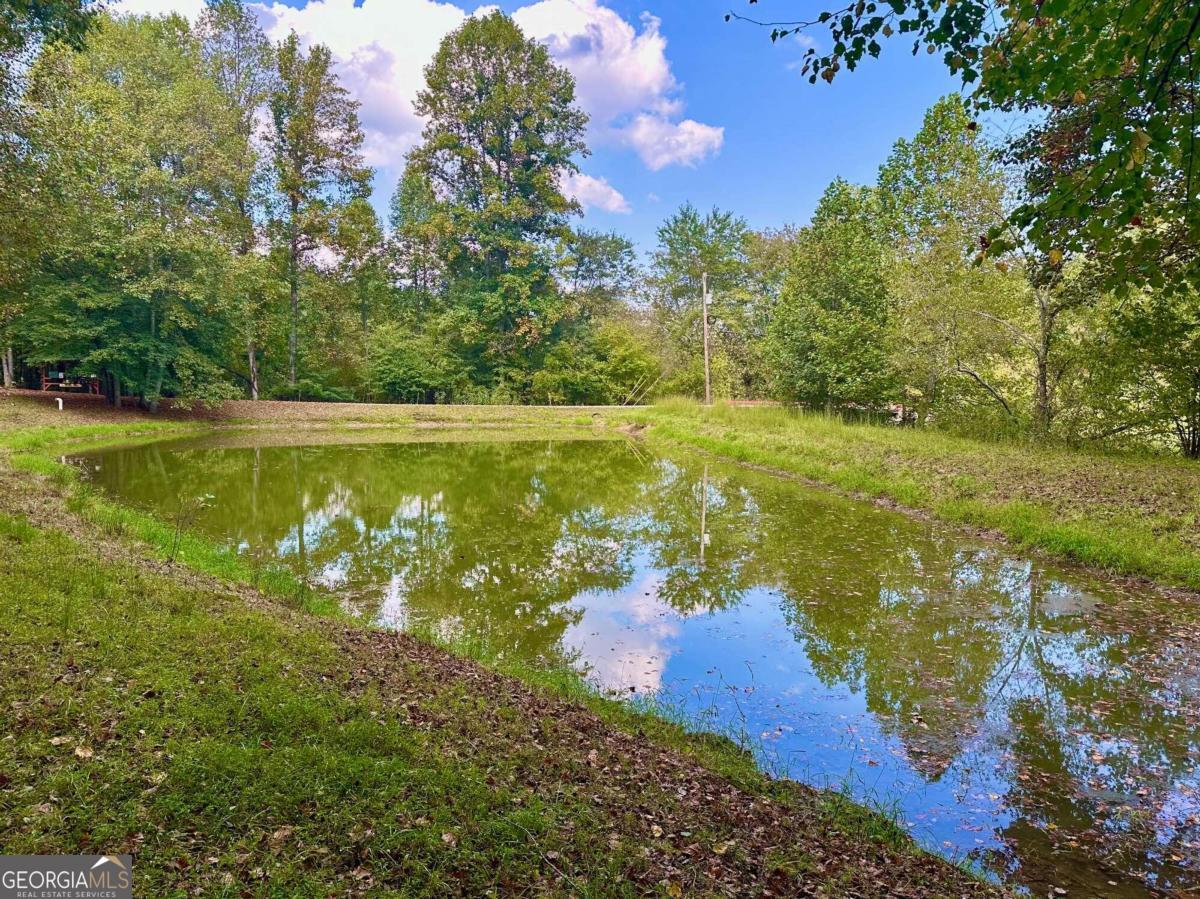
[0,394,994,896]
[629,399,1200,591]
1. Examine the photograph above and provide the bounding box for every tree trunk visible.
[1180,377,1200,459]
[110,371,121,408]
[360,280,369,335]
[144,307,161,412]
[235,185,260,401]
[248,340,259,401]
[140,372,161,411]
[288,264,298,387]
[146,363,164,413]
[1183,422,1200,460]
[288,198,300,388]
[1034,353,1051,434]
[1,346,13,388]
[1034,299,1054,436]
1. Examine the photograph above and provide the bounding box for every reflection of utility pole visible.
[293,450,307,579]
[699,463,710,565]
[701,271,712,406]
[252,447,260,522]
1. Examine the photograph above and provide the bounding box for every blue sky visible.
[567,0,962,247]
[119,0,962,251]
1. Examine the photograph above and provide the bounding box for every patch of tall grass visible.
[633,398,1200,590]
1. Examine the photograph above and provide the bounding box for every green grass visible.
[0,420,191,454]
[0,401,995,894]
[0,510,964,895]
[0,515,650,896]
[628,399,1200,589]
[0,423,327,614]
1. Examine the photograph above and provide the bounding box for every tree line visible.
[0,4,663,408]
[1,1,1198,457]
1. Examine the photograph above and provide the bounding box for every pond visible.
[69,433,1200,897]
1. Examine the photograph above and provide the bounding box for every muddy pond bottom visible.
[70,434,1200,896]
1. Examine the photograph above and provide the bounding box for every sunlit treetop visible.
[729,0,1200,292]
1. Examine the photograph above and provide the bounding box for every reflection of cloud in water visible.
[1039,583,1100,618]
[316,557,350,589]
[376,572,410,630]
[395,492,443,520]
[563,572,681,693]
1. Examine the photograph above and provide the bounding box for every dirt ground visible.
[0,387,611,427]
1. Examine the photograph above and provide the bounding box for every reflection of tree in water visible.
[760,515,1006,777]
[85,439,658,664]
[633,461,758,614]
[80,439,1200,892]
[769,512,1200,894]
[980,592,1200,894]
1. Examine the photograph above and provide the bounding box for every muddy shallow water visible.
[70,435,1200,896]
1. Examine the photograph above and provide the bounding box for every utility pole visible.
[701,271,712,405]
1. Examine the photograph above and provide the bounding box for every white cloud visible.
[111,0,723,192]
[514,3,677,125]
[250,0,468,168]
[560,171,631,214]
[514,1,723,169]
[622,114,724,170]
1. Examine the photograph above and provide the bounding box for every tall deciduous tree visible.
[1088,290,1200,457]
[767,180,895,409]
[560,229,637,326]
[198,0,276,399]
[0,0,93,56]
[21,13,244,408]
[267,32,370,387]
[198,0,273,243]
[0,0,96,384]
[878,95,1018,422]
[647,204,759,397]
[388,163,442,304]
[335,196,385,335]
[408,11,587,387]
[877,96,1002,254]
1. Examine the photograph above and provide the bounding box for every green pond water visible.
[69,434,1200,897]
